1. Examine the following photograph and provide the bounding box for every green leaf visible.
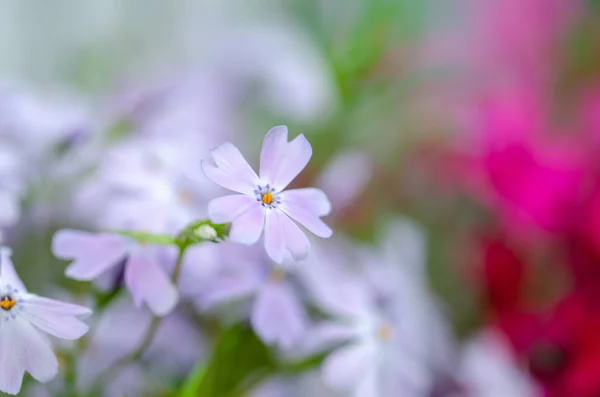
[178,362,206,397]
[177,324,274,397]
[94,286,123,310]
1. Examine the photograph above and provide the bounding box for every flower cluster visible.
[5,1,595,395]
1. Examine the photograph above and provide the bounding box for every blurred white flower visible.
[456,331,540,397]
[298,218,455,397]
[316,150,372,214]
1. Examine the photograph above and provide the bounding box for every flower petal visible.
[279,200,332,238]
[251,281,307,348]
[279,188,331,217]
[52,230,129,280]
[0,320,24,395]
[354,368,379,397]
[259,126,288,186]
[11,317,58,383]
[316,150,371,211]
[0,247,26,293]
[125,249,179,316]
[270,133,312,191]
[297,322,358,356]
[264,210,286,264]
[199,264,261,309]
[21,294,91,317]
[20,295,90,340]
[229,204,266,245]
[279,212,310,261]
[207,194,256,223]
[321,343,375,391]
[201,142,259,195]
[0,191,19,226]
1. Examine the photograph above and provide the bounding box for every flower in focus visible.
[52,230,178,316]
[202,126,332,263]
[0,247,91,395]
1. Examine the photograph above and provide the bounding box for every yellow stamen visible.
[261,192,273,205]
[178,190,194,205]
[376,323,393,342]
[268,268,285,283]
[0,296,15,311]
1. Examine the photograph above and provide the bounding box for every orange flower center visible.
[376,323,393,342]
[0,296,15,311]
[268,268,285,283]
[261,192,273,205]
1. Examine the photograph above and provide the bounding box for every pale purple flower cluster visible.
[0,104,508,397]
[0,85,92,242]
[0,83,498,396]
[48,79,232,317]
[0,69,476,397]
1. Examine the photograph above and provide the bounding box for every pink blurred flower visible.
[203,126,332,263]
[452,93,585,237]
[422,0,580,96]
[0,247,91,395]
[52,230,178,316]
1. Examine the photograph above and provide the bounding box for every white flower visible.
[457,331,540,397]
[0,247,91,395]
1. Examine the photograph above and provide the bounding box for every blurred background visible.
[3,0,600,396]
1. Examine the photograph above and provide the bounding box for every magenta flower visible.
[0,247,91,395]
[202,126,332,263]
[52,230,178,316]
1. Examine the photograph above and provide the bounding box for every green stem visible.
[86,245,188,394]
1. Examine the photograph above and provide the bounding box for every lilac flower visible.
[457,331,540,397]
[0,247,91,395]
[52,229,178,316]
[316,150,371,214]
[198,243,308,349]
[202,126,332,263]
[74,135,214,235]
[0,143,23,241]
[297,220,454,397]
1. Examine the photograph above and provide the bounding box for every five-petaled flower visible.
[0,247,91,395]
[202,126,332,263]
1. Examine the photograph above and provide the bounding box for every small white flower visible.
[0,247,91,395]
